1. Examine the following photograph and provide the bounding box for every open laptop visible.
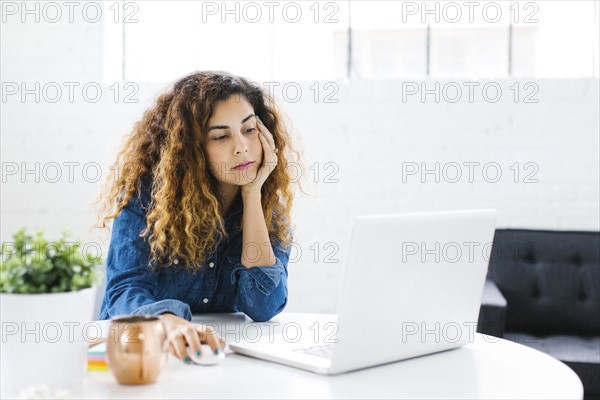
[229,208,498,375]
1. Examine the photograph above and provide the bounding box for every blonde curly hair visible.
[93,71,306,273]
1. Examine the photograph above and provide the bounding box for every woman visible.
[94,71,304,364]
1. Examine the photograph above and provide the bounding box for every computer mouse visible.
[186,344,225,366]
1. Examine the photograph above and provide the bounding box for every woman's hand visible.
[160,313,225,364]
[241,116,278,198]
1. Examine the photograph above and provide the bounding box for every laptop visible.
[229,208,498,375]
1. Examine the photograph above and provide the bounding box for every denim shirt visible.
[98,178,290,323]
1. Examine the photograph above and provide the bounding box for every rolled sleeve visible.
[131,299,192,321]
[99,189,192,321]
[230,241,291,322]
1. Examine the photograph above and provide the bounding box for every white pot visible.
[0,285,98,396]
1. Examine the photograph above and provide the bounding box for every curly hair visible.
[93,71,307,273]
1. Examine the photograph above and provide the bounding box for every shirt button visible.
[173,258,179,265]
[203,298,209,304]
[209,262,214,268]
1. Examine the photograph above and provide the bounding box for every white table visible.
[32,313,590,399]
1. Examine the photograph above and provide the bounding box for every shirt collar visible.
[140,174,243,219]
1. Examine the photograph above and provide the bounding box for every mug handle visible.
[88,337,107,349]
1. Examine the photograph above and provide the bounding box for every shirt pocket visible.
[226,250,242,266]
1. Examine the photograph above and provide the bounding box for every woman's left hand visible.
[241,116,278,197]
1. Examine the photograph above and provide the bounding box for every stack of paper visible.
[87,342,109,372]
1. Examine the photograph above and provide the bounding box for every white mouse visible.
[186,344,225,366]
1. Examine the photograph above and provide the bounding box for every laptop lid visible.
[328,208,497,374]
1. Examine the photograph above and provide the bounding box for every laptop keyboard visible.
[294,343,333,359]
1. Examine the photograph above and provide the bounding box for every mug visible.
[106,314,169,385]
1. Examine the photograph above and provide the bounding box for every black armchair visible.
[477,229,600,400]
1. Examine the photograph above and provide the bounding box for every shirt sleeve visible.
[230,239,291,322]
[100,190,192,321]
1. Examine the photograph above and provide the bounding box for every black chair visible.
[478,229,600,400]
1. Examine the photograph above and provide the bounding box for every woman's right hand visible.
[160,313,226,363]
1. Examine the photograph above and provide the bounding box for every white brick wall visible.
[1,5,598,313]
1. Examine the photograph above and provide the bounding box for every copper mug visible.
[106,314,170,385]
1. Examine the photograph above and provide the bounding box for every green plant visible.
[0,227,102,294]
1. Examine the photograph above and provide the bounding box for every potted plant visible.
[0,227,103,396]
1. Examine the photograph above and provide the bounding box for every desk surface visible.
[68,313,586,399]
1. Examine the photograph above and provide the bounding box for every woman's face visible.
[204,95,263,189]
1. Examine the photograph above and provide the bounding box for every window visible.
[104,0,599,82]
[512,1,598,78]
